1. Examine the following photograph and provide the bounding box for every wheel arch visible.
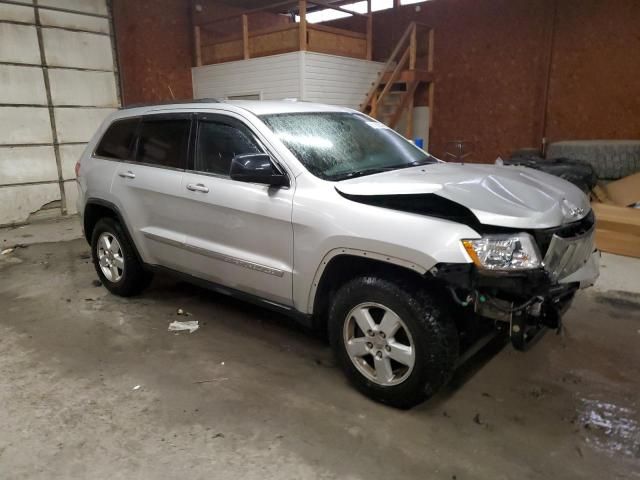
[83,198,144,265]
[309,249,429,330]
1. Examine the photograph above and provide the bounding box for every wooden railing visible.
[194,0,374,66]
[360,22,434,117]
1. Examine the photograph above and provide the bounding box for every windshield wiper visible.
[330,168,390,181]
[331,158,435,181]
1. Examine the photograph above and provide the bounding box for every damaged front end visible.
[432,211,599,350]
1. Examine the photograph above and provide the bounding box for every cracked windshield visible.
[261,112,436,180]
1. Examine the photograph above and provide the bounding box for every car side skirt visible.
[146,264,313,328]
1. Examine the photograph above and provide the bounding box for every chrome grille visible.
[543,226,595,281]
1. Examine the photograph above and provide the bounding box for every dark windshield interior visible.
[261,112,436,181]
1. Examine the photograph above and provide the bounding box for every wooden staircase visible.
[361,22,434,140]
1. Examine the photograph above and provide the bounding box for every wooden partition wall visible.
[194,0,373,66]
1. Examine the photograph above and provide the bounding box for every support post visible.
[371,91,378,119]
[366,0,372,60]
[427,27,434,73]
[406,100,414,139]
[409,24,416,70]
[194,25,202,67]
[299,0,307,51]
[428,82,434,130]
[242,14,249,59]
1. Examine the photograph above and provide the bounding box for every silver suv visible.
[76,100,599,408]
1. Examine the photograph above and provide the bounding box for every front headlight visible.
[462,233,541,270]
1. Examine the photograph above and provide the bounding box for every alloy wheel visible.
[97,232,125,283]
[343,302,416,386]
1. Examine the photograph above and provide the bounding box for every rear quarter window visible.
[95,118,139,160]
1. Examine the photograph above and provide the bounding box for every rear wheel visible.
[91,217,151,297]
[329,276,458,409]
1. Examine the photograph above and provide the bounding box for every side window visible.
[195,121,261,176]
[95,118,139,160]
[136,118,190,169]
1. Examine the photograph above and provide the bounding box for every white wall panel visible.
[0,3,34,22]
[38,0,107,16]
[59,144,85,180]
[63,180,78,214]
[54,107,115,144]
[0,146,58,184]
[0,107,52,145]
[0,0,116,225]
[0,183,60,225]
[40,10,109,33]
[192,51,382,111]
[0,65,47,105]
[0,23,40,64]
[192,52,301,101]
[49,69,117,106]
[42,29,113,70]
[303,52,383,109]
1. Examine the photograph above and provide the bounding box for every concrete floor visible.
[1,217,639,479]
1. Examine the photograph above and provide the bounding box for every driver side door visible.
[177,113,295,306]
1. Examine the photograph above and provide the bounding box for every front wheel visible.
[329,276,458,409]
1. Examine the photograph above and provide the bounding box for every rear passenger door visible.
[109,113,192,270]
[178,113,294,306]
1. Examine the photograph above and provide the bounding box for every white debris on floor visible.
[168,320,199,333]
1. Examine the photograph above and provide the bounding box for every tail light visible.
[75,160,81,177]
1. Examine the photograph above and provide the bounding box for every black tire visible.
[91,217,152,297]
[547,140,640,180]
[504,155,598,194]
[328,276,458,409]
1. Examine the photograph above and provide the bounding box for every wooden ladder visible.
[360,22,434,139]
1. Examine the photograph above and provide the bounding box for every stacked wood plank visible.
[591,172,640,258]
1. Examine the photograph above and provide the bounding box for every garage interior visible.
[1,0,639,478]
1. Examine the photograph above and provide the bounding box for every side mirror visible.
[230,153,289,187]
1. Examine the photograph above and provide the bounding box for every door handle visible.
[186,183,209,193]
[118,170,136,179]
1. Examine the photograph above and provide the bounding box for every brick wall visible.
[112,0,194,104]
[112,0,640,163]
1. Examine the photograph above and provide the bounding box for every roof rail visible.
[120,98,223,110]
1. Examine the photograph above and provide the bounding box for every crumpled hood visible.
[335,163,591,229]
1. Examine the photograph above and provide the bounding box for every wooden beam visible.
[360,21,415,111]
[409,23,416,70]
[376,45,410,106]
[370,91,379,118]
[299,0,307,50]
[389,81,418,129]
[242,14,250,59]
[427,27,434,72]
[594,228,640,258]
[194,25,202,67]
[308,23,366,39]
[381,69,433,83]
[200,23,299,48]
[428,82,434,129]
[593,202,640,237]
[366,0,372,60]
[406,99,414,139]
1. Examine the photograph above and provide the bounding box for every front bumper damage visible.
[432,250,600,351]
